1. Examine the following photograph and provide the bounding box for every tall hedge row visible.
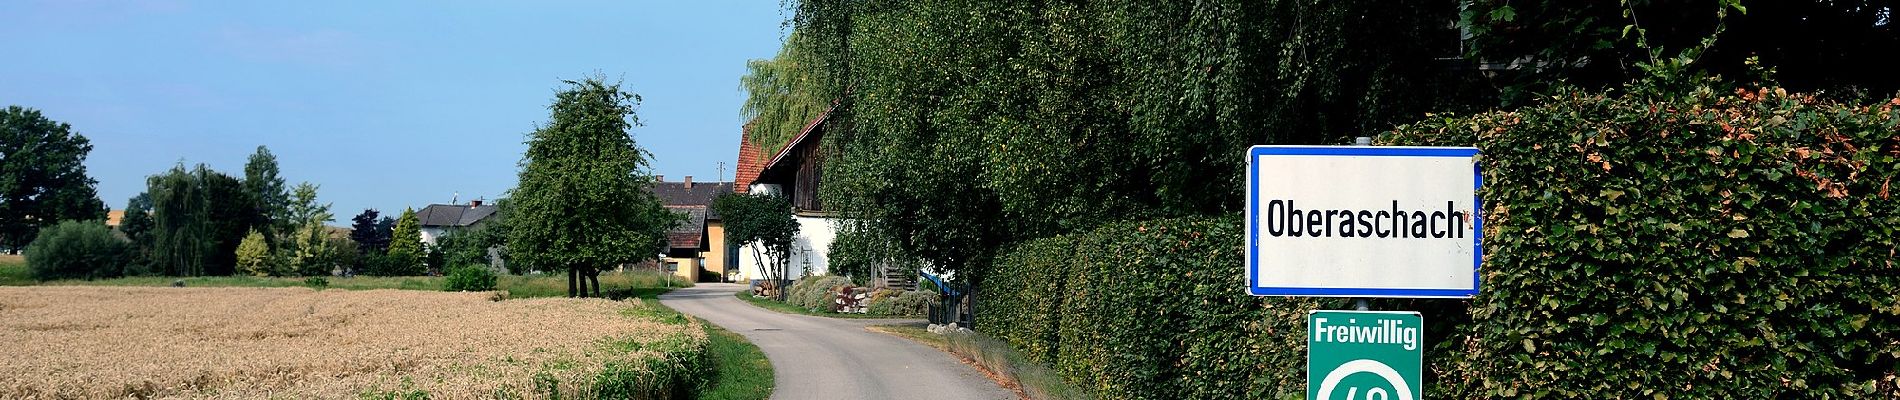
[1383,87,1899,398]
[978,86,1899,398]
[979,216,1329,399]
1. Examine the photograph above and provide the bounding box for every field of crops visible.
[0,286,708,399]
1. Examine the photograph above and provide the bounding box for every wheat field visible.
[0,286,705,399]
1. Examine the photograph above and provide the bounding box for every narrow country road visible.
[660,283,1014,400]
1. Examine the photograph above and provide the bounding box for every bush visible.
[978,85,1900,399]
[364,251,424,277]
[866,290,938,316]
[24,220,130,280]
[1378,86,1900,398]
[786,275,853,311]
[303,276,329,288]
[444,264,499,292]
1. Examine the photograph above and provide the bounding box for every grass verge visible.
[697,322,775,400]
[5,268,690,299]
[870,322,1090,400]
[731,290,903,319]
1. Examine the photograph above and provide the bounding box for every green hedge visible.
[1381,87,1899,398]
[979,216,1325,399]
[979,87,1900,398]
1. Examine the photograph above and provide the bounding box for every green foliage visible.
[387,208,423,266]
[118,193,156,274]
[793,0,1491,284]
[508,77,677,290]
[865,290,937,317]
[826,221,919,286]
[712,192,798,294]
[739,32,829,155]
[364,249,424,277]
[243,145,289,243]
[200,167,255,276]
[1460,0,1899,104]
[0,105,108,252]
[444,264,498,292]
[785,275,852,311]
[234,228,280,277]
[350,209,391,254]
[980,216,1319,399]
[146,164,213,276]
[303,276,328,288]
[1378,84,1900,398]
[24,220,129,280]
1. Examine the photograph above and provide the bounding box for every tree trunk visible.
[588,268,602,298]
[567,268,578,298]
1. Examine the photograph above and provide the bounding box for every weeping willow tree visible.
[147,164,212,277]
[788,0,1490,283]
[739,33,831,155]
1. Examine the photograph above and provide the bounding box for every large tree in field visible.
[508,77,677,298]
[243,145,289,243]
[147,165,212,276]
[0,105,107,252]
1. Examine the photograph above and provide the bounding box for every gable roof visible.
[652,181,733,208]
[664,206,708,250]
[414,204,499,228]
[734,123,767,194]
[763,105,835,171]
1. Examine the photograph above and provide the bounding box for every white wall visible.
[419,227,445,246]
[736,215,837,281]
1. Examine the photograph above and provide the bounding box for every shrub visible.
[24,220,130,280]
[365,251,424,276]
[978,85,1900,399]
[444,264,499,292]
[786,275,853,311]
[1379,86,1900,398]
[303,276,329,288]
[866,290,938,316]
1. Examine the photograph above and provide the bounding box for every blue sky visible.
[0,0,790,223]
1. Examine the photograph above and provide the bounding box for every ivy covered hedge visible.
[979,86,1899,398]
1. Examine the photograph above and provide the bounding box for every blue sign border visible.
[1245,145,1482,298]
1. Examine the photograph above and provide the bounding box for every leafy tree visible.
[508,77,678,298]
[282,182,333,276]
[740,33,830,154]
[243,145,289,242]
[1461,0,1896,104]
[24,220,128,280]
[712,192,798,300]
[200,168,254,276]
[147,165,212,276]
[789,0,1490,285]
[0,106,108,252]
[384,208,423,275]
[349,209,390,254]
[234,228,277,277]
[119,193,156,274]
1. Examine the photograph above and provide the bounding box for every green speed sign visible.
[1308,310,1422,400]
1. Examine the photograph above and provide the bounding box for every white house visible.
[733,108,839,282]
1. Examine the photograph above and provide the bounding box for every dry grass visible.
[0,286,706,399]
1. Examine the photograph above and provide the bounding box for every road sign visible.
[1246,146,1482,298]
[1308,310,1422,400]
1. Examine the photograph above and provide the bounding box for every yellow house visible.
[654,176,736,282]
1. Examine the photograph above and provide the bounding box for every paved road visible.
[660,283,1014,400]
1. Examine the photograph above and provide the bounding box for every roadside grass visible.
[9,268,691,299]
[697,322,775,400]
[870,322,1089,400]
[731,290,902,319]
[629,288,773,400]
